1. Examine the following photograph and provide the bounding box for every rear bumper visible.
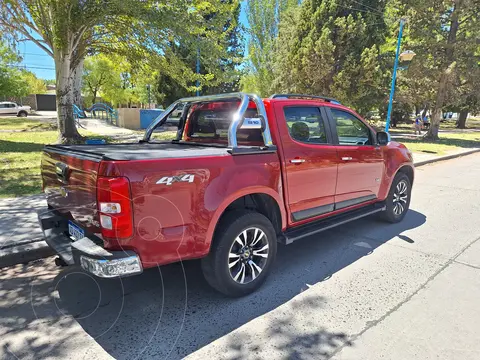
[38,211,142,278]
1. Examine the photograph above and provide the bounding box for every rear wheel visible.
[381,172,411,223]
[201,210,277,297]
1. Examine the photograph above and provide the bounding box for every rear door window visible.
[283,106,329,144]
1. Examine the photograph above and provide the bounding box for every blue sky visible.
[17,40,55,79]
[18,2,249,80]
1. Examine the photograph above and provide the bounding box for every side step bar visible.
[281,202,386,245]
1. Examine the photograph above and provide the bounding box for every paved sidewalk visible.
[78,118,147,142]
[0,195,53,268]
[78,118,137,137]
[0,147,479,269]
[331,256,480,360]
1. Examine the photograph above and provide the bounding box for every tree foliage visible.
[0,40,46,97]
[240,0,480,132]
[83,55,117,105]
[21,70,47,94]
[271,0,389,115]
[241,0,298,96]
[204,0,244,94]
[83,54,161,107]
[0,0,238,142]
[396,0,480,138]
[155,0,244,106]
[0,40,28,97]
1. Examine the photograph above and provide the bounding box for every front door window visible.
[331,109,372,146]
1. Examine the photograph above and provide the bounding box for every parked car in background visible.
[0,102,32,117]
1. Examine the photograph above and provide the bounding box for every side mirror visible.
[377,131,390,146]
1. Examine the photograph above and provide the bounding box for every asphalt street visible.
[1,153,480,360]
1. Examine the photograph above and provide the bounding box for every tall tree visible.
[374,2,437,123]
[0,0,235,143]
[84,54,158,108]
[83,55,117,106]
[400,0,480,139]
[272,0,388,115]
[445,24,480,129]
[446,63,480,128]
[242,0,298,96]
[21,70,47,94]
[156,0,243,104]
[204,0,244,94]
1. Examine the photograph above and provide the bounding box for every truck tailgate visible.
[41,146,102,234]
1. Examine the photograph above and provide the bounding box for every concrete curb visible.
[0,240,54,269]
[1,148,479,270]
[414,148,480,167]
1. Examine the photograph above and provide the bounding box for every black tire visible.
[18,111,27,117]
[201,210,277,297]
[381,172,411,223]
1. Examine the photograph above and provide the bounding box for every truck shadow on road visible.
[51,209,425,359]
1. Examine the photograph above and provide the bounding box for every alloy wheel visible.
[228,227,269,284]
[393,180,408,215]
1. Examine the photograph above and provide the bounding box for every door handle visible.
[290,158,305,164]
[341,157,353,161]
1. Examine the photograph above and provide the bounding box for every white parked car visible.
[0,102,32,117]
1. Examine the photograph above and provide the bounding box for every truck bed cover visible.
[44,142,231,161]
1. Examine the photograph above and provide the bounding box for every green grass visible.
[467,118,480,128]
[0,131,57,197]
[0,126,110,198]
[129,129,177,141]
[150,130,178,141]
[0,117,57,131]
[377,117,480,133]
[399,132,480,156]
[0,124,174,198]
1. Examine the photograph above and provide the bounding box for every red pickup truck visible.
[39,93,414,297]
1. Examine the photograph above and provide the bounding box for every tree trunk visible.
[392,113,398,128]
[425,0,461,141]
[55,55,84,144]
[456,109,468,129]
[72,57,84,107]
[426,64,456,140]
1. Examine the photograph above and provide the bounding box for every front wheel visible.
[18,111,28,117]
[381,172,411,223]
[201,210,277,297]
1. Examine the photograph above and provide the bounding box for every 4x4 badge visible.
[157,174,195,186]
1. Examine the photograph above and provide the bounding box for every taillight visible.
[97,176,133,239]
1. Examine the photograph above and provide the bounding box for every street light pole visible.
[385,18,406,132]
